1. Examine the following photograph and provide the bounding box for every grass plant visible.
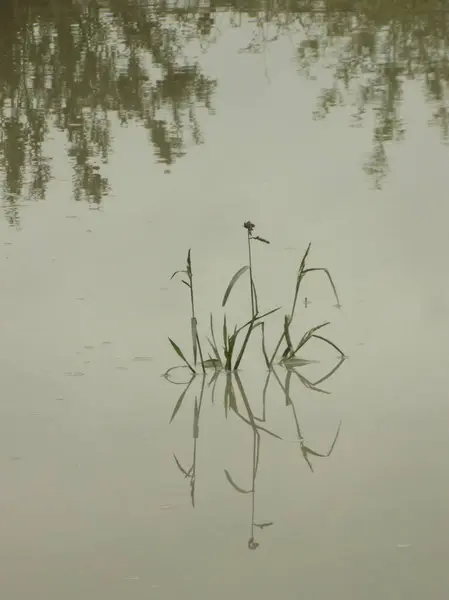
[167,222,344,374]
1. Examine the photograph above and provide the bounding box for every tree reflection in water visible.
[0,0,216,225]
[1,0,448,223]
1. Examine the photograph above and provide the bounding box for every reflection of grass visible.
[167,222,344,374]
[167,357,344,549]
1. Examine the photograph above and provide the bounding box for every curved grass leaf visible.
[312,334,346,358]
[222,265,249,307]
[224,469,252,494]
[302,267,340,306]
[170,269,187,280]
[292,322,330,355]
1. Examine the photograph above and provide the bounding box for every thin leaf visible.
[222,265,249,307]
[173,453,192,478]
[302,267,340,307]
[230,308,280,371]
[168,338,195,374]
[292,322,330,355]
[299,242,312,273]
[290,242,312,317]
[210,314,217,346]
[261,322,270,369]
[207,337,222,366]
[253,236,270,244]
[233,319,257,371]
[224,469,252,494]
[234,307,281,338]
[170,269,187,280]
[312,334,346,358]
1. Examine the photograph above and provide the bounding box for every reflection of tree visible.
[166,354,344,549]
[295,0,449,187]
[0,0,216,224]
[220,0,449,188]
[2,1,447,222]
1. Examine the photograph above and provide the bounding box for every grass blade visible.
[210,314,221,357]
[291,322,330,355]
[260,322,270,369]
[290,242,311,317]
[233,319,258,371]
[224,469,252,494]
[234,307,281,338]
[170,269,187,281]
[302,267,340,307]
[168,337,195,374]
[173,453,192,478]
[222,265,249,307]
[207,338,222,366]
[312,334,346,357]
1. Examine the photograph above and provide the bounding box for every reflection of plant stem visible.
[225,372,276,550]
[167,354,344,544]
[172,374,207,506]
[247,224,256,319]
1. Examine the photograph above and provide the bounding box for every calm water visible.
[1,1,449,598]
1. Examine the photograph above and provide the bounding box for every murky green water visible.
[1,1,449,598]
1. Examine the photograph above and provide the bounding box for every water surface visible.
[1,1,449,598]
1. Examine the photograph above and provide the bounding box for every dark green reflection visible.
[0,0,216,225]
[1,0,448,224]
[166,356,345,549]
[238,0,449,188]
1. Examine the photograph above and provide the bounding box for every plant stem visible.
[247,230,256,319]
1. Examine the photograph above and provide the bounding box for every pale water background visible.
[1,1,449,599]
